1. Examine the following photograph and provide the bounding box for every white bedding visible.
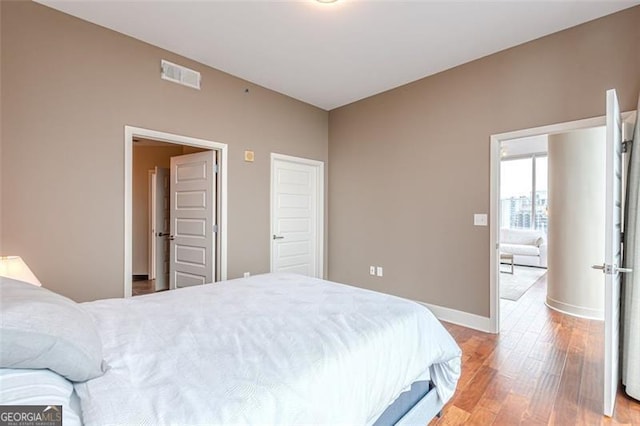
[75,273,461,425]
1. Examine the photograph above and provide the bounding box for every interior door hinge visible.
[622,140,633,153]
[213,224,218,233]
[214,164,219,173]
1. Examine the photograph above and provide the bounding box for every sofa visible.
[500,228,548,268]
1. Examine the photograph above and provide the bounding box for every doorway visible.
[489,112,636,333]
[491,104,637,418]
[498,137,549,310]
[124,126,228,298]
[132,141,216,295]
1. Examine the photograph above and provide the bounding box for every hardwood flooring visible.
[132,279,156,296]
[430,274,640,425]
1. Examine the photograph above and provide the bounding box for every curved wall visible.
[547,127,606,319]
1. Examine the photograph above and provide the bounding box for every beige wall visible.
[328,6,640,317]
[132,145,184,275]
[0,2,328,301]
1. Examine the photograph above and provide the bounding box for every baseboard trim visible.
[545,296,604,321]
[132,274,149,282]
[417,301,494,333]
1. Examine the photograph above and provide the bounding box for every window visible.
[500,154,548,233]
[534,156,548,232]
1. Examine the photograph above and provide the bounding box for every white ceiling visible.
[36,0,639,111]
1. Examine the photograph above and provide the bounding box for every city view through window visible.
[500,155,548,234]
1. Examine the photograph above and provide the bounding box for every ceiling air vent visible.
[161,60,201,90]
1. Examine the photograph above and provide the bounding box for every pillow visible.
[0,277,106,382]
[0,368,82,426]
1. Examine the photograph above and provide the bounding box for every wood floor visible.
[132,279,157,296]
[430,273,640,425]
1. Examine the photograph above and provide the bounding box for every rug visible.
[500,265,547,301]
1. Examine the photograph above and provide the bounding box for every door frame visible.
[124,126,228,298]
[148,169,157,281]
[489,111,636,333]
[270,153,325,278]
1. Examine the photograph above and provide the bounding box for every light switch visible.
[474,214,488,226]
[376,266,383,277]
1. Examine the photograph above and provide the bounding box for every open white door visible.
[595,89,630,417]
[153,167,170,291]
[170,151,216,289]
[271,154,324,278]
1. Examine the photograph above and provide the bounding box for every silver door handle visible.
[273,235,284,240]
[592,264,633,274]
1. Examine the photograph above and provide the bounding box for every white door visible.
[599,89,627,417]
[271,154,324,277]
[170,151,216,289]
[153,167,170,291]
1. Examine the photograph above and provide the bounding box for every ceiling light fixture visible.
[316,0,338,3]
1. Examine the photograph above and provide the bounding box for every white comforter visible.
[75,273,461,425]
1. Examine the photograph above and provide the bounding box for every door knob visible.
[273,235,284,240]
[592,263,633,274]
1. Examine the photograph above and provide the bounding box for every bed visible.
[0,272,461,425]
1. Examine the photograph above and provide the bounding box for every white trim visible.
[148,169,157,280]
[489,137,500,333]
[545,297,604,321]
[270,153,325,279]
[489,110,637,333]
[124,126,228,298]
[418,301,493,333]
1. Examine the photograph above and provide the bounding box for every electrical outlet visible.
[376,266,383,277]
[369,266,376,276]
[243,272,250,278]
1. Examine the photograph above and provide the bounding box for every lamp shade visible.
[0,256,42,286]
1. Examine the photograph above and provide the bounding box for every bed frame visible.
[373,381,444,425]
